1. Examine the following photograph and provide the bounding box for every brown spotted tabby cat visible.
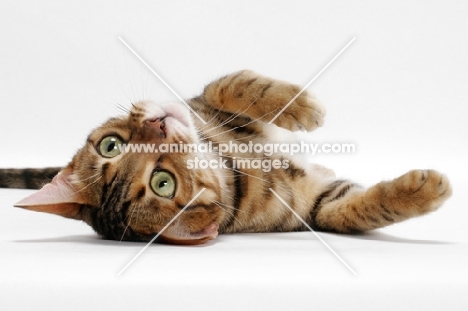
[1,70,452,244]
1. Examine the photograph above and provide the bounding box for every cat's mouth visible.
[159,223,219,245]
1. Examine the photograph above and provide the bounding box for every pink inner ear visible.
[14,168,86,219]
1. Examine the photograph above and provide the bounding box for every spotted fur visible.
[2,70,452,244]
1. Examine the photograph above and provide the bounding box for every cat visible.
[1,70,452,245]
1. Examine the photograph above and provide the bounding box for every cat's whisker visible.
[116,103,131,114]
[79,67,130,109]
[213,201,234,217]
[199,100,229,128]
[229,168,273,184]
[71,173,104,196]
[220,95,275,127]
[121,203,139,242]
[202,105,277,140]
[202,96,261,134]
[134,205,141,233]
[213,200,246,214]
[211,133,261,143]
[212,202,243,227]
[214,201,247,228]
[200,106,240,133]
[199,152,272,161]
[75,171,102,183]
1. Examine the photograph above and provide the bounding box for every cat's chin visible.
[159,223,219,245]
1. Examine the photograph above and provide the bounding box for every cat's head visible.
[15,101,226,245]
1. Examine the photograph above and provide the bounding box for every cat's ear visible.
[14,167,86,220]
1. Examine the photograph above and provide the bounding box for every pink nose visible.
[145,118,166,138]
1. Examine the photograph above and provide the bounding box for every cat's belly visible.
[260,122,312,171]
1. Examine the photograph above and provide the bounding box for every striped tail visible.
[0,167,62,189]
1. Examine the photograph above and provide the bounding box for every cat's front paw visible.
[388,169,452,214]
[271,87,325,132]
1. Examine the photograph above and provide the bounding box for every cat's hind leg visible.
[310,170,452,233]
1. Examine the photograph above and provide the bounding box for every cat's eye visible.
[99,136,123,158]
[150,171,176,198]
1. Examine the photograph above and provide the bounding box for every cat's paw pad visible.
[272,88,325,132]
[391,169,452,213]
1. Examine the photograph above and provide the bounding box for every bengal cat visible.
[0,70,452,244]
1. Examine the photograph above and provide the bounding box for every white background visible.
[0,1,467,310]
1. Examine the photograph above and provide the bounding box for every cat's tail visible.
[0,167,62,189]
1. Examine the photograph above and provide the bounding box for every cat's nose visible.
[145,118,166,139]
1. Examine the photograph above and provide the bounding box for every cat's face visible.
[17,101,226,244]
